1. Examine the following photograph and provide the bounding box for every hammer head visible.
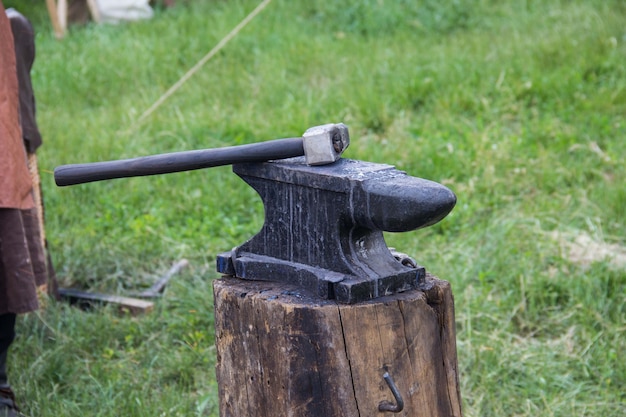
[302,123,350,166]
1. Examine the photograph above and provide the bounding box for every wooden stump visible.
[214,273,462,417]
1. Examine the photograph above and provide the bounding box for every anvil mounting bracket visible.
[217,157,456,304]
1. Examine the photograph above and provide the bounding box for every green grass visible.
[4,0,625,415]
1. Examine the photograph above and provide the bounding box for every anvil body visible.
[217,157,456,304]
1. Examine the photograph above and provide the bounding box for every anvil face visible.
[217,157,456,304]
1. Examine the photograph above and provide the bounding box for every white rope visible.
[132,0,273,129]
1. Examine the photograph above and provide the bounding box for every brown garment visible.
[0,2,45,314]
[0,208,45,314]
[0,3,32,211]
[8,7,56,298]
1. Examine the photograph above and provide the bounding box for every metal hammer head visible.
[302,123,350,166]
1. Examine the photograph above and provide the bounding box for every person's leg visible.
[0,207,37,417]
[0,313,21,415]
[0,313,16,387]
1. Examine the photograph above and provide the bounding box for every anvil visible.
[217,157,456,304]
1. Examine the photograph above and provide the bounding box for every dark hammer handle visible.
[54,137,304,186]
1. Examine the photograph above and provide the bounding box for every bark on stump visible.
[214,273,462,417]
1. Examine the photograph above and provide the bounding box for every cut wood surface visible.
[214,273,462,417]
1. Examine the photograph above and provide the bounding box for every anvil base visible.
[217,251,425,304]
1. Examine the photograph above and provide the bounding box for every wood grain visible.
[214,274,462,417]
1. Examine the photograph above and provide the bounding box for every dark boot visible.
[0,386,23,417]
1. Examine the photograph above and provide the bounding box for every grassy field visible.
[4,0,625,415]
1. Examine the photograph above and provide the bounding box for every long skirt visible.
[0,207,47,315]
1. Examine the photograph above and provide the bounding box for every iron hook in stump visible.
[379,371,405,413]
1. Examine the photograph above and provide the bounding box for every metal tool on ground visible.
[129,259,189,298]
[58,288,155,316]
[54,123,349,186]
[58,259,189,315]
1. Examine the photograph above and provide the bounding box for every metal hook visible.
[379,371,404,413]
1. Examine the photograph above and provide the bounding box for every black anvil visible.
[217,157,456,304]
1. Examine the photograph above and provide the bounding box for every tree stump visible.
[214,273,462,417]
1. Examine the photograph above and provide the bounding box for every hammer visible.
[54,123,349,186]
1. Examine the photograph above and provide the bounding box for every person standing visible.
[1,3,51,416]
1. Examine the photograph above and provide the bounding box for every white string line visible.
[132,0,273,129]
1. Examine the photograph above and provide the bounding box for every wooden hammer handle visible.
[54,137,304,186]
